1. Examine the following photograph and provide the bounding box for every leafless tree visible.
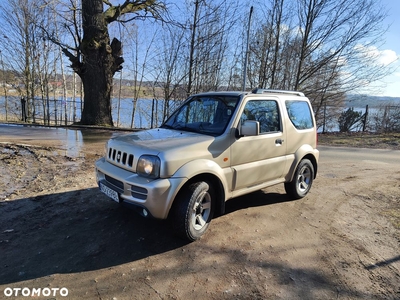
[152,26,187,122]
[247,0,391,126]
[370,104,400,133]
[40,0,165,126]
[185,0,239,95]
[122,22,158,128]
[0,0,396,130]
[0,0,38,121]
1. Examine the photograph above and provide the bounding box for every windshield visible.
[161,95,240,136]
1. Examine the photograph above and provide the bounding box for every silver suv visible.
[95,89,319,241]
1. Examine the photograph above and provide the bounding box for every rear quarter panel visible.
[282,98,319,181]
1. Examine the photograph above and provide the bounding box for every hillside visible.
[346,94,400,108]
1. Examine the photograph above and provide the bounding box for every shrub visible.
[338,108,363,132]
[370,104,400,133]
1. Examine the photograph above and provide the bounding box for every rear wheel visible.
[285,159,314,199]
[171,181,214,241]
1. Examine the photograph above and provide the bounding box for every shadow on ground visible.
[223,190,293,215]
[0,189,383,299]
[0,188,294,285]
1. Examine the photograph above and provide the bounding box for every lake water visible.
[0,96,183,129]
[1,95,399,131]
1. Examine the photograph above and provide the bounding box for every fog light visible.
[142,209,148,217]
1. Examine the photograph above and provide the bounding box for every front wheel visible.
[171,181,214,241]
[285,159,314,199]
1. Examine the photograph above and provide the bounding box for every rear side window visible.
[285,100,313,129]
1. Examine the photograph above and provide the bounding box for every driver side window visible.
[241,100,281,133]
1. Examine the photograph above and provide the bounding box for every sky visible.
[373,0,400,97]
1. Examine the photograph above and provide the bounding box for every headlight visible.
[137,155,161,179]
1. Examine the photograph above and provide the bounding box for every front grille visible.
[108,147,134,168]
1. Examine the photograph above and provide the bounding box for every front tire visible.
[285,159,314,199]
[171,181,214,241]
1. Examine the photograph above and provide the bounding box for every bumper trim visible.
[95,157,187,219]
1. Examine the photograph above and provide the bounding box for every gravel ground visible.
[0,128,399,299]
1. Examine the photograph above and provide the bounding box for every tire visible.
[171,181,214,242]
[285,159,314,199]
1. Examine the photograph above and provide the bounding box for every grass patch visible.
[318,132,400,150]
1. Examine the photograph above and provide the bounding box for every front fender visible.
[173,159,231,201]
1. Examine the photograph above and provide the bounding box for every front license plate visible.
[100,183,119,203]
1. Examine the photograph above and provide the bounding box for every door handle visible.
[275,138,284,145]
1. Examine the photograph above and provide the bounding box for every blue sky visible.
[168,0,400,98]
[374,0,400,97]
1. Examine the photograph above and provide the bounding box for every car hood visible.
[108,128,223,176]
[114,128,215,152]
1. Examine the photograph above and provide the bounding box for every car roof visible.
[192,88,305,98]
[192,91,248,97]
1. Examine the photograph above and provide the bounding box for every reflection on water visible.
[62,128,83,157]
[64,128,124,157]
[0,124,123,158]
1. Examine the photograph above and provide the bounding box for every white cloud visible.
[378,49,398,66]
[354,44,399,66]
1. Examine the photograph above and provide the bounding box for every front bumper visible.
[95,157,186,219]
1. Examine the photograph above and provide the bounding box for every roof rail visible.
[251,88,305,97]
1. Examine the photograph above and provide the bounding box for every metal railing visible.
[0,96,184,129]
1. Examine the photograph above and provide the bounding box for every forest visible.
[0,0,397,130]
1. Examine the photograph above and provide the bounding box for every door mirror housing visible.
[240,120,259,136]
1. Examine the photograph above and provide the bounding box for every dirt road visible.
[0,127,399,299]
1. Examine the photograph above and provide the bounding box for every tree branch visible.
[110,38,124,73]
[62,48,84,76]
[103,0,164,23]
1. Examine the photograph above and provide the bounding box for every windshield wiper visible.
[161,123,198,133]
[174,125,198,133]
[160,124,174,129]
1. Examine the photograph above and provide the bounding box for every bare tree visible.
[185,0,238,95]
[0,50,10,120]
[247,0,391,127]
[295,0,391,126]
[0,0,33,120]
[33,2,61,126]
[124,23,157,128]
[152,26,187,121]
[249,0,288,89]
[44,0,165,126]
[0,0,395,130]
[370,104,400,133]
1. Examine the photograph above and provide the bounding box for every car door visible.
[230,98,287,191]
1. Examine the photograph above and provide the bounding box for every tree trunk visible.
[80,56,114,126]
[79,0,115,126]
[187,0,200,97]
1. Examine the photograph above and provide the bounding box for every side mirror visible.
[240,120,259,136]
